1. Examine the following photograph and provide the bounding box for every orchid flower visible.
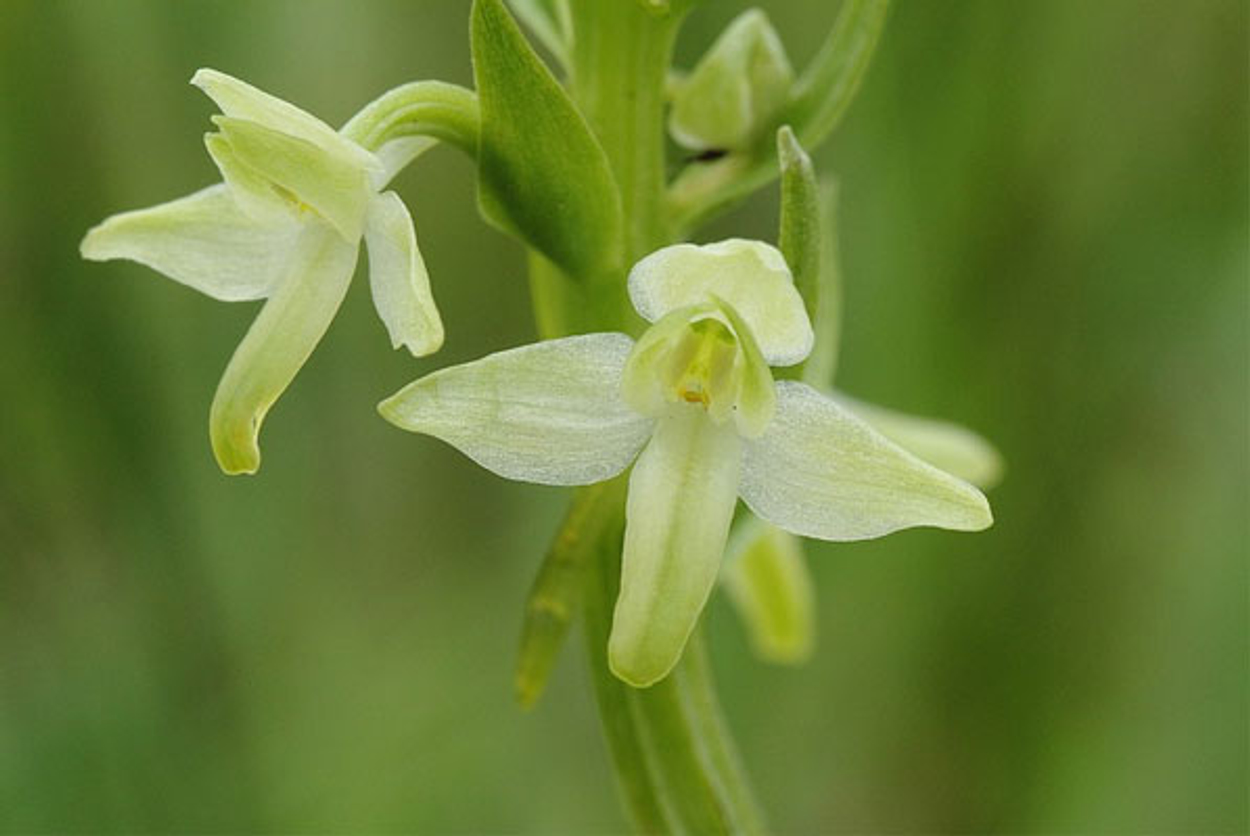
[379,238,992,686]
[81,69,444,475]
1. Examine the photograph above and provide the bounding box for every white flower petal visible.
[364,192,443,357]
[214,116,374,242]
[628,238,813,366]
[832,392,1005,489]
[209,223,358,474]
[378,334,652,486]
[739,381,993,540]
[609,408,742,687]
[80,184,293,302]
[191,68,377,170]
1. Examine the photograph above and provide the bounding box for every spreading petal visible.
[609,408,743,687]
[739,381,993,540]
[213,116,376,242]
[363,191,444,356]
[378,334,652,486]
[721,518,815,664]
[833,393,1005,488]
[80,184,293,302]
[209,223,358,474]
[628,239,813,366]
[191,68,376,171]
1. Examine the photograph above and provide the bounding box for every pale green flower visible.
[81,69,444,475]
[380,239,992,686]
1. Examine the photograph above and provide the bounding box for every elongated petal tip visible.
[607,635,672,689]
[209,413,262,475]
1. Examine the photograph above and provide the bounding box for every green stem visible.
[521,4,766,832]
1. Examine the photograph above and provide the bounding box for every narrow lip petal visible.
[209,223,358,474]
[608,408,743,687]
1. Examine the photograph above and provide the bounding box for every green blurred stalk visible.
[522,2,765,831]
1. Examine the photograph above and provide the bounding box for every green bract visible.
[380,239,993,686]
[81,69,445,475]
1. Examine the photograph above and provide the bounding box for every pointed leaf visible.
[209,223,358,474]
[472,0,622,275]
[80,184,293,302]
[363,192,444,357]
[739,381,992,540]
[722,519,815,664]
[609,409,742,687]
[378,333,651,486]
[833,392,1004,488]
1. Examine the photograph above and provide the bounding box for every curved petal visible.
[363,192,444,356]
[609,408,742,687]
[721,518,815,664]
[80,184,293,302]
[628,239,813,366]
[191,68,377,170]
[213,116,374,242]
[209,223,358,474]
[832,392,1005,489]
[378,334,651,486]
[739,381,993,540]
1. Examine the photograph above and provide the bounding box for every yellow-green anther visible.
[669,9,794,151]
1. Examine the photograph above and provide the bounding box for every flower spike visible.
[382,239,994,685]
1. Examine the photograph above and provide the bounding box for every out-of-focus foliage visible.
[0,1,1245,832]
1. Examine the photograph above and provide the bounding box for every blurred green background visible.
[1,0,1246,832]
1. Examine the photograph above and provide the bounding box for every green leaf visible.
[471,0,623,276]
[775,127,841,385]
